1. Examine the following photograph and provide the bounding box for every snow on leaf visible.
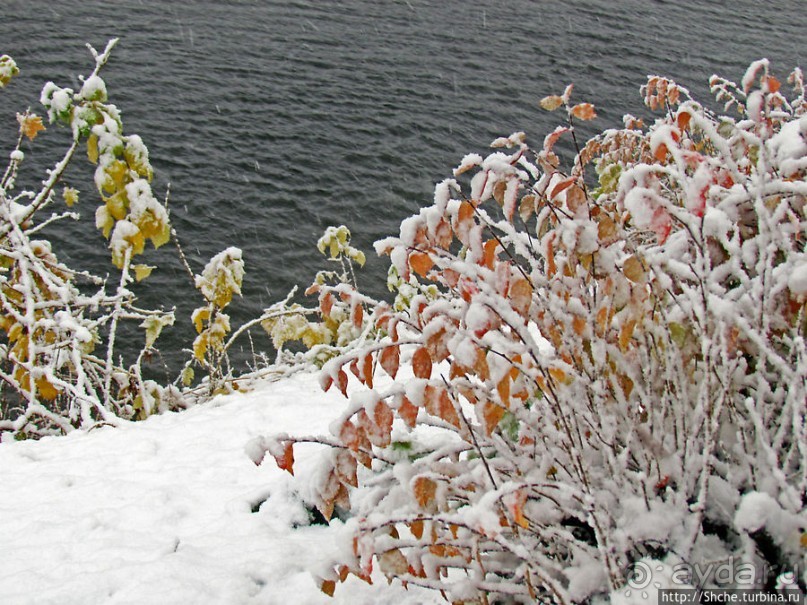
[397,395,419,429]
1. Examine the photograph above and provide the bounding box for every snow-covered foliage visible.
[258,62,807,602]
[0,40,179,437]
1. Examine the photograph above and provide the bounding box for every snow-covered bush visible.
[257,61,807,602]
[0,40,179,437]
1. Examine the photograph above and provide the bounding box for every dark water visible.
[2,0,804,371]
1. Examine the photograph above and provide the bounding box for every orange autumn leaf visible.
[506,490,530,529]
[481,401,506,436]
[619,318,637,351]
[412,347,432,379]
[397,395,419,429]
[320,579,336,597]
[17,113,46,140]
[654,142,669,162]
[546,233,557,277]
[412,476,438,509]
[373,400,394,441]
[361,354,374,389]
[549,176,576,199]
[273,441,295,476]
[379,345,400,379]
[336,368,349,397]
[676,110,692,131]
[320,291,334,316]
[570,102,597,121]
[425,385,460,428]
[509,278,532,316]
[409,519,424,539]
[572,316,587,336]
[351,302,364,328]
[409,251,434,277]
[496,375,511,407]
[482,239,499,269]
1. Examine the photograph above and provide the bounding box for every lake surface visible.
[2,0,804,371]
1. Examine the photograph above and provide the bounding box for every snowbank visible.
[0,371,438,604]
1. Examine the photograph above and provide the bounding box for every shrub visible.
[0,40,184,437]
[255,61,807,602]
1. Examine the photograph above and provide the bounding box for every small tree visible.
[255,61,807,602]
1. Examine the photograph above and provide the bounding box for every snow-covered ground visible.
[0,370,439,604]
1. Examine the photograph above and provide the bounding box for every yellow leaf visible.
[63,186,79,207]
[181,366,195,387]
[87,133,99,164]
[133,264,155,282]
[34,375,60,401]
[192,307,211,334]
[140,314,174,349]
[95,206,114,239]
[539,95,564,111]
[17,113,46,140]
[192,333,208,362]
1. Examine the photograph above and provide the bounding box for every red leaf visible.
[412,347,432,379]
